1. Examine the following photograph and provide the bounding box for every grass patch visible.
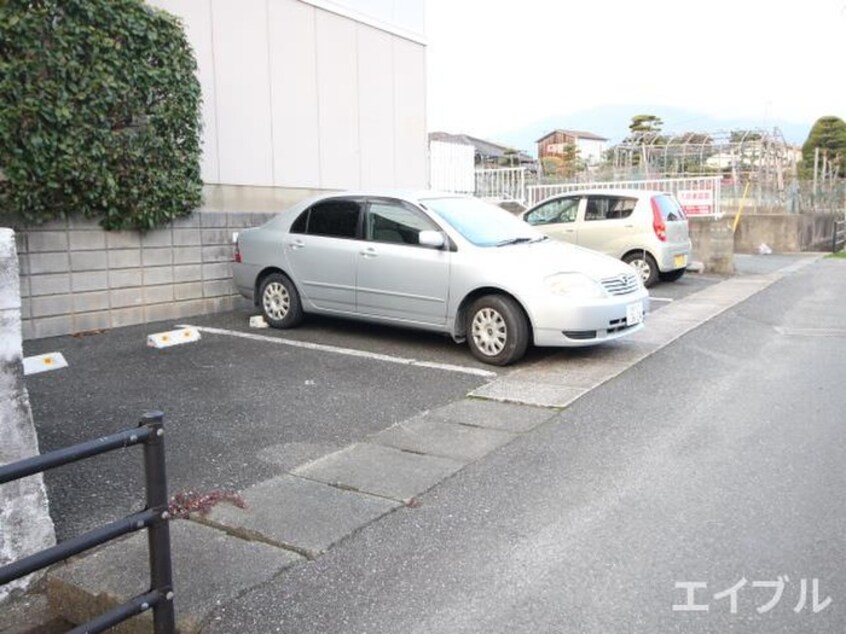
[826,251,846,259]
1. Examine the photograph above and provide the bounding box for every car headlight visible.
[544,273,606,299]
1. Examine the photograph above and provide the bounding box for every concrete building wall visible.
[147,0,428,208]
[0,229,56,602]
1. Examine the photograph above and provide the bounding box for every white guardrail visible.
[526,176,722,216]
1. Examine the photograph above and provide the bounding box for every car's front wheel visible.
[466,295,529,366]
[623,252,659,287]
[259,273,303,328]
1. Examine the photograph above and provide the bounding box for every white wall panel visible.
[147,0,427,193]
[268,0,321,187]
[146,0,220,183]
[210,0,274,185]
[393,38,427,188]
[315,11,360,189]
[429,141,475,193]
[300,0,424,41]
[357,26,395,188]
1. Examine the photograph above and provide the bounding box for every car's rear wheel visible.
[659,268,686,283]
[260,273,303,328]
[466,295,529,366]
[623,252,659,288]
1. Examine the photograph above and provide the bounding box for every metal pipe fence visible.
[526,176,723,213]
[0,411,175,634]
[834,220,846,253]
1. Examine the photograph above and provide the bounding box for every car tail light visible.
[650,197,667,242]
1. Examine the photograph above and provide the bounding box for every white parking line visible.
[649,297,674,303]
[182,324,498,378]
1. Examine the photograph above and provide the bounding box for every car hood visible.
[489,239,635,281]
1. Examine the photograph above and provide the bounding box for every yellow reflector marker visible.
[147,327,201,349]
[23,352,68,375]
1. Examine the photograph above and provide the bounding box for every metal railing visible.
[834,220,846,253]
[526,176,722,213]
[475,167,528,205]
[0,411,175,634]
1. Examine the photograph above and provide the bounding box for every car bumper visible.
[232,263,258,302]
[530,290,650,348]
[655,241,692,272]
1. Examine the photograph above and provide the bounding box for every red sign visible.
[677,189,714,216]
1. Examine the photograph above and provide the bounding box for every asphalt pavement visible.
[9,252,833,632]
[202,255,846,634]
[19,259,732,542]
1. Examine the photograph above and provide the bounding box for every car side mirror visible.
[418,230,446,249]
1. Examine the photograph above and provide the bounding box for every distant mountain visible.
[487,104,813,157]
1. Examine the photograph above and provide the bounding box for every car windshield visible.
[421,196,544,247]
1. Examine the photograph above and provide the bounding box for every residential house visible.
[429,132,535,169]
[537,129,608,166]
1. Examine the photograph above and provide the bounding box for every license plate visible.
[674,254,687,268]
[626,302,644,326]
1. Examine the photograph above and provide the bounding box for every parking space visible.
[647,270,726,305]
[20,255,783,543]
[184,308,498,374]
[22,317,490,542]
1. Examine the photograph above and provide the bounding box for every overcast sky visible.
[425,0,846,138]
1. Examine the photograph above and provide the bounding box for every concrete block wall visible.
[730,213,838,254]
[13,212,275,340]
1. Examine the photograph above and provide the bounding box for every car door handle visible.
[289,239,305,250]
[360,247,378,258]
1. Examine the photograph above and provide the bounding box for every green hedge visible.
[0,0,203,230]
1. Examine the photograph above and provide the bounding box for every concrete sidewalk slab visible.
[470,380,588,408]
[47,520,302,633]
[655,300,726,322]
[200,474,400,558]
[516,359,633,388]
[370,415,517,463]
[255,441,342,471]
[427,398,557,432]
[293,443,464,503]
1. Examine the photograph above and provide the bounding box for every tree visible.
[558,143,581,177]
[801,116,846,178]
[540,143,581,179]
[629,114,664,135]
[0,0,203,230]
[729,130,763,143]
[541,156,564,178]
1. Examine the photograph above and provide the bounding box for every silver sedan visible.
[232,192,649,366]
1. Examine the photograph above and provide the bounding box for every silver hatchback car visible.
[521,189,691,287]
[232,192,649,366]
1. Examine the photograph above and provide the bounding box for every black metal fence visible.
[834,220,846,253]
[0,411,175,634]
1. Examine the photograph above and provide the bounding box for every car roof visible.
[261,190,473,228]
[291,189,471,208]
[541,188,671,198]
